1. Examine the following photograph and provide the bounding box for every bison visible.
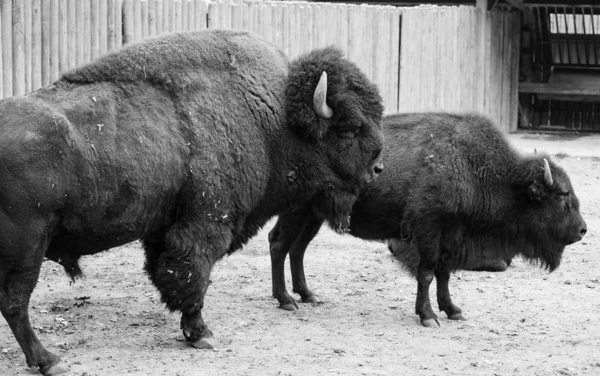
[0,30,384,375]
[269,112,586,328]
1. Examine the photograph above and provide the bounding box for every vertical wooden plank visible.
[24,0,32,92]
[174,0,181,32]
[390,9,400,113]
[42,0,51,85]
[0,1,3,99]
[13,0,25,95]
[263,2,272,43]
[74,0,83,66]
[82,0,91,62]
[107,0,116,50]
[231,2,239,31]
[186,0,194,31]
[148,0,156,35]
[141,0,148,37]
[281,3,289,56]
[207,0,217,29]
[32,0,42,90]
[156,0,163,34]
[66,0,76,70]
[91,0,101,55]
[196,0,207,30]
[132,0,141,41]
[57,0,67,75]
[99,0,107,53]
[164,0,172,32]
[273,2,281,45]
[312,3,321,50]
[3,0,13,96]
[114,0,122,47]
[182,0,189,31]
[509,11,521,132]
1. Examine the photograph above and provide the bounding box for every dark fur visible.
[268,112,586,325]
[0,30,383,373]
[351,113,585,273]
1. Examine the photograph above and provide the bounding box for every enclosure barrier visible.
[0,0,518,131]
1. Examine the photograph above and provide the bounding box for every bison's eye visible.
[557,192,569,203]
[339,130,357,139]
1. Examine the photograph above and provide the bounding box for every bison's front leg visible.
[269,208,324,311]
[144,226,220,349]
[435,266,465,321]
[415,259,440,328]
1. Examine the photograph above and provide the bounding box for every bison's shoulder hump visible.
[61,30,287,87]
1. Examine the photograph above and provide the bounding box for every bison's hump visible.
[61,30,287,89]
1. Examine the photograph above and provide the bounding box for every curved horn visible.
[543,158,553,186]
[313,71,333,119]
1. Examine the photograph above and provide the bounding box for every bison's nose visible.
[580,226,587,238]
[373,162,384,175]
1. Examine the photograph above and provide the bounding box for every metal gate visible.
[519,5,600,132]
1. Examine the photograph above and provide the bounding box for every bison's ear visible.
[528,181,546,202]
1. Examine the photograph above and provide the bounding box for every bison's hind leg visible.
[0,216,68,375]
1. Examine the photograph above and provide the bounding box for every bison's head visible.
[285,47,384,232]
[520,157,587,271]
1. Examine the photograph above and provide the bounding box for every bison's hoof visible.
[41,363,69,375]
[448,312,466,321]
[302,295,319,304]
[279,302,298,311]
[421,318,441,328]
[190,337,218,349]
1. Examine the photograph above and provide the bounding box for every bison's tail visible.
[387,238,420,278]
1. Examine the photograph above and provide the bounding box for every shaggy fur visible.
[269,112,586,326]
[0,30,383,374]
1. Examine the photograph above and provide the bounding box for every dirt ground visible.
[1,143,600,376]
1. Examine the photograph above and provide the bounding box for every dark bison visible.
[269,112,586,327]
[0,30,384,375]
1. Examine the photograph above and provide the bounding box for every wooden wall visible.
[0,0,520,132]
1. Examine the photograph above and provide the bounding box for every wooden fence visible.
[399,6,521,131]
[0,0,519,132]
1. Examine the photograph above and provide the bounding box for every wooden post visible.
[23,0,32,92]
[13,0,25,96]
[108,0,116,50]
[122,0,133,44]
[67,0,76,71]
[82,0,91,62]
[141,0,148,37]
[156,0,163,35]
[91,0,100,57]
[477,0,488,113]
[32,0,42,91]
[3,0,13,97]
[115,0,122,47]
[99,0,108,54]
[75,0,83,66]
[148,0,156,36]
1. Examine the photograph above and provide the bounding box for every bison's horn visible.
[313,71,333,119]
[543,158,553,186]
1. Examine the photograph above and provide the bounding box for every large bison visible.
[269,112,586,327]
[0,30,384,375]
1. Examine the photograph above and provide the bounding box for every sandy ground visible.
[1,135,600,376]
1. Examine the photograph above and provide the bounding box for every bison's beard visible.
[522,241,565,272]
[311,188,358,234]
